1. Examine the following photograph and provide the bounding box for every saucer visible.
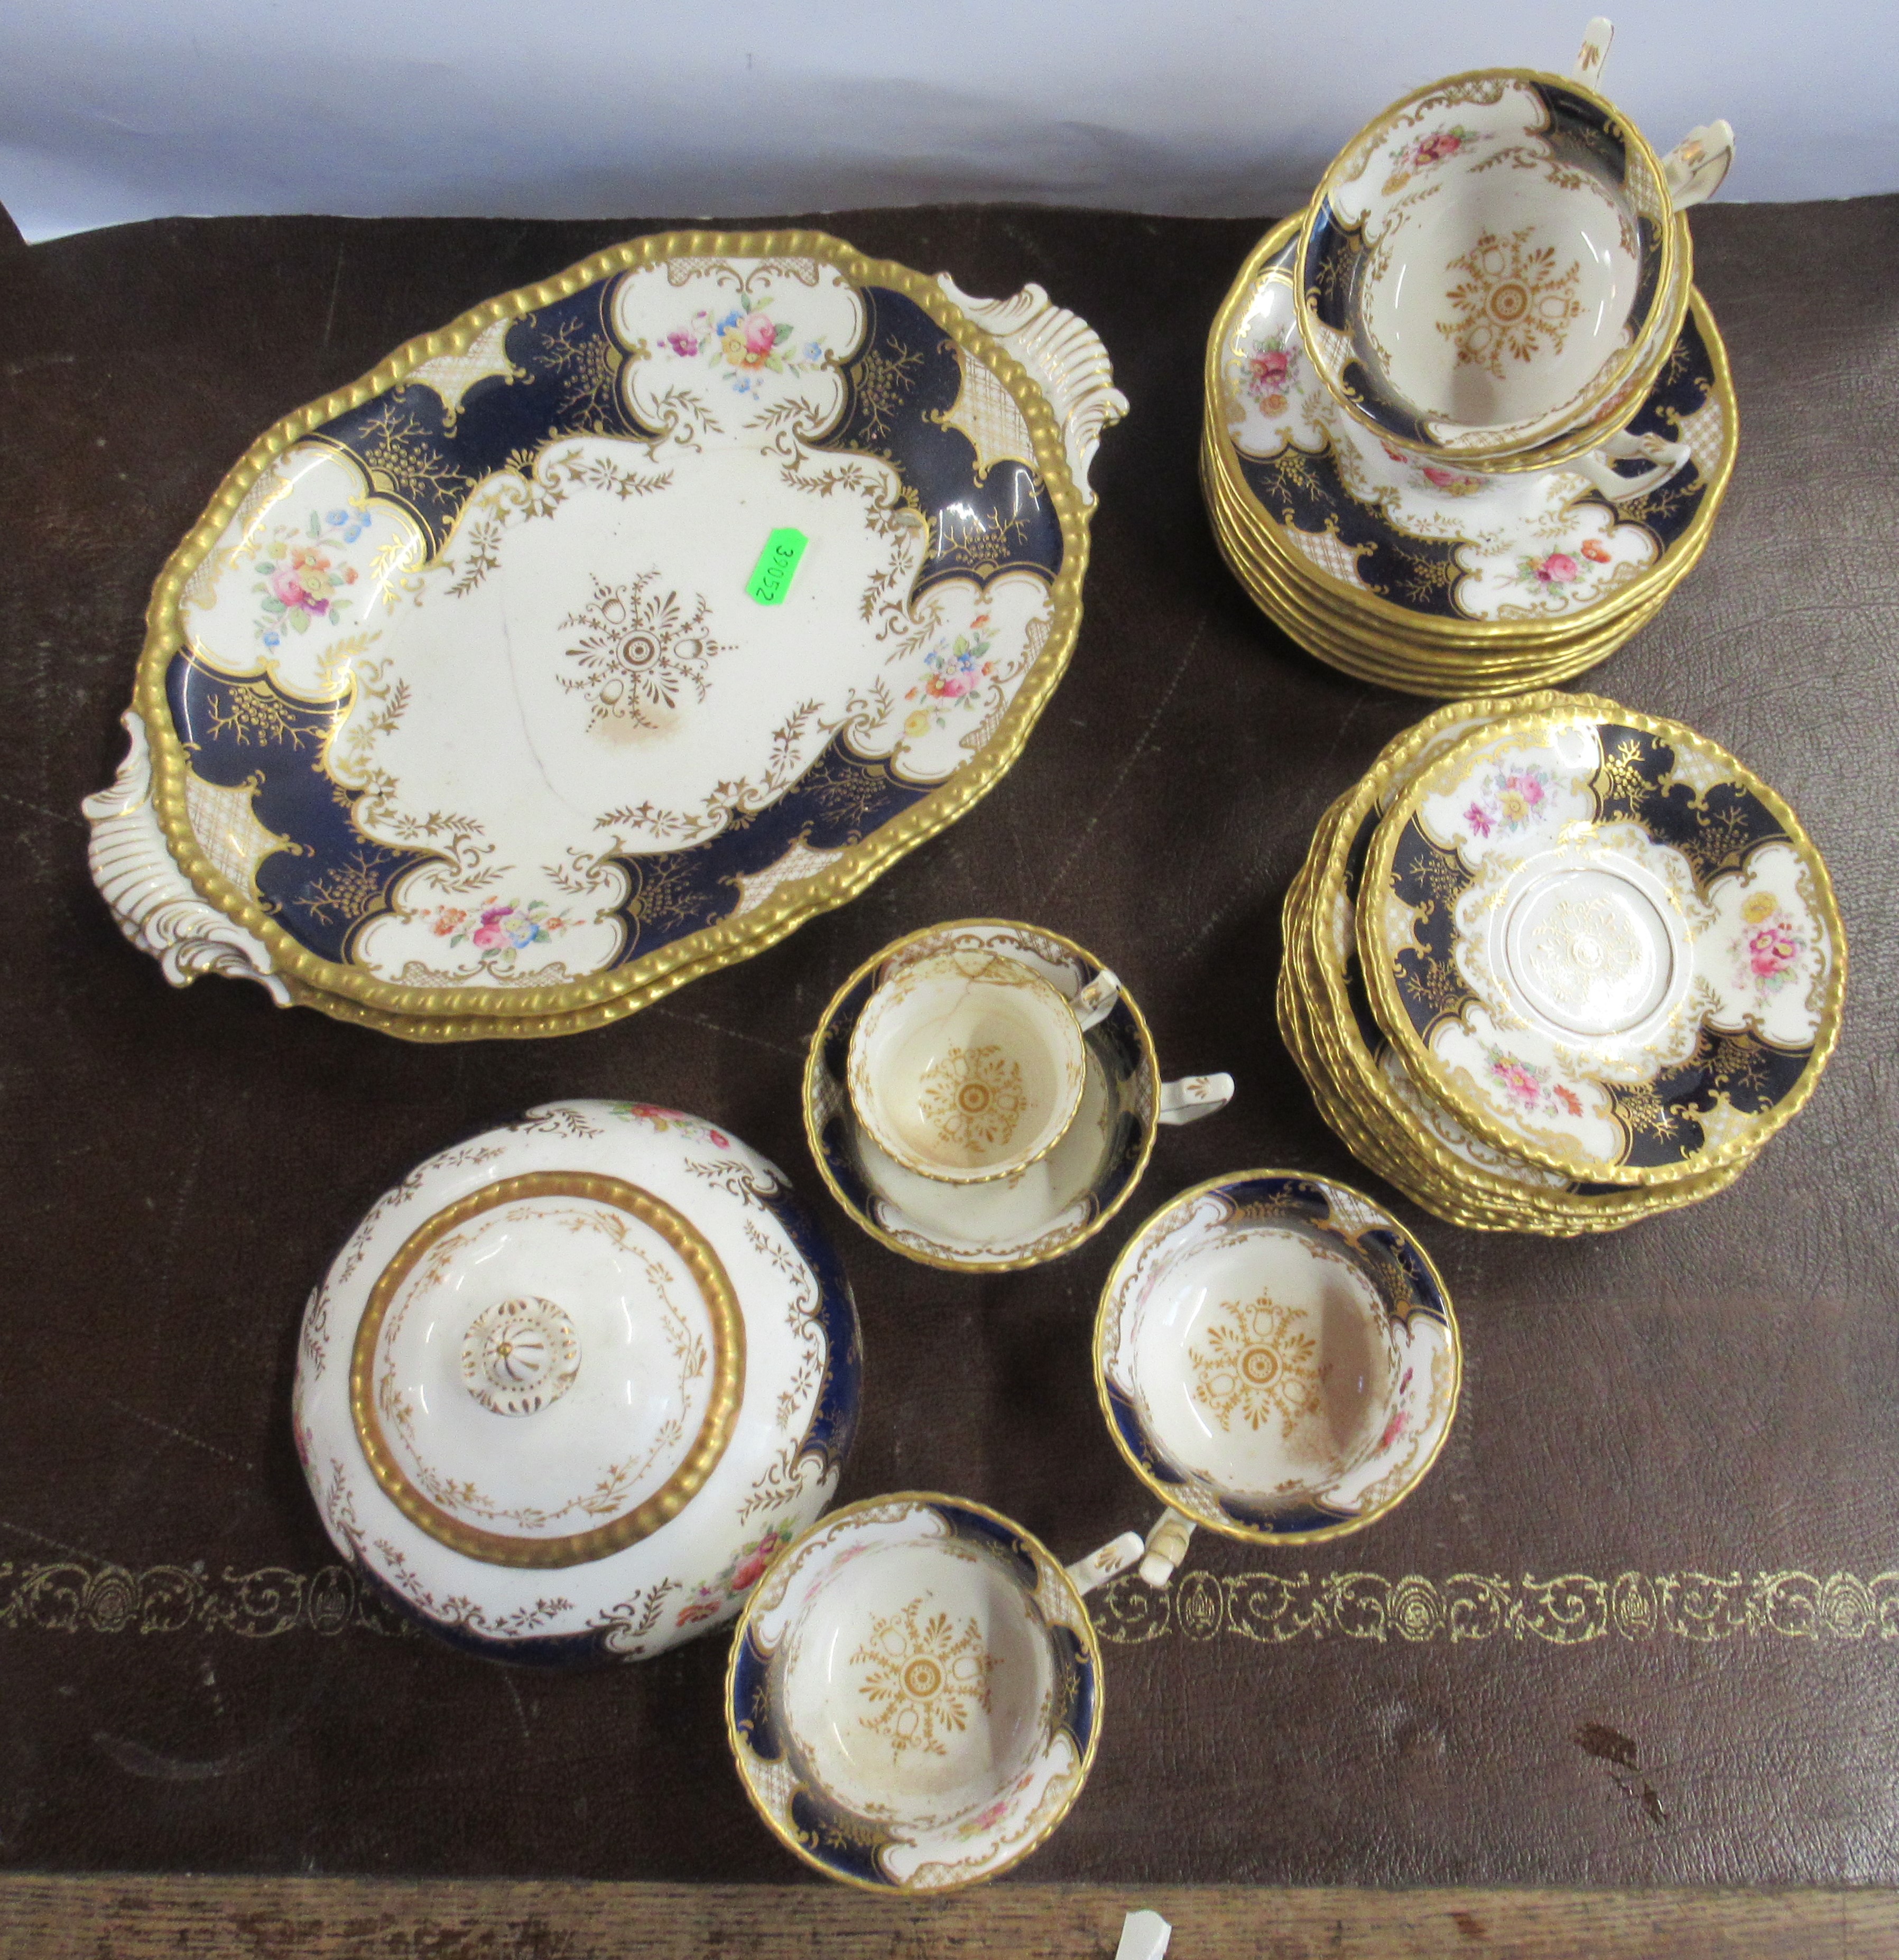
[727,1493,1100,1890]
[86,229,1128,1037]
[1359,704,1847,1186]
[1095,1172,1459,1542]
[805,920,1228,1271]
[1277,710,1748,1233]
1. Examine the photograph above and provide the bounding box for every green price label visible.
[746,527,809,606]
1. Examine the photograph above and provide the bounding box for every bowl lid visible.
[299,1101,867,1629]
[349,1169,745,1568]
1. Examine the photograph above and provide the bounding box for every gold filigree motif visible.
[1187,1289,1328,1434]
[851,337,927,445]
[919,1044,1028,1155]
[300,850,400,928]
[346,399,473,510]
[530,313,627,433]
[851,1597,1001,1755]
[557,572,730,732]
[199,675,327,749]
[1436,226,1585,379]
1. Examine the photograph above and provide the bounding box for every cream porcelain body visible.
[728,1494,1106,1890]
[847,948,1092,1182]
[1298,67,1684,470]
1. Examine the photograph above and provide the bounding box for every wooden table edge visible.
[2,1874,1897,1957]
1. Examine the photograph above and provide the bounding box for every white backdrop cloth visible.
[4,0,1896,243]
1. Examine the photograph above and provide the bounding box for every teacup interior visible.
[1128,1224,1401,1502]
[1367,168,1637,428]
[780,1539,1054,1826]
[865,970,1074,1175]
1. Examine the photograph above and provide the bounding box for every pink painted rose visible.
[664,330,699,357]
[1535,552,1580,584]
[1492,1060,1541,1107]
[270,566,316,611]
[743,313,778,359]
[728,1546,776,1594]
[471,904,515,951]
[1419,133,1463,163]
[1250,349,1290,389]
[1749,925,1798,976]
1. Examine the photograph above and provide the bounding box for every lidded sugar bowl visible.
[292,1100,861,1664]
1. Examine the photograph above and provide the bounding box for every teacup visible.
[1295,39,1724,479]
[808,920,1234,1271]
[1093,1172,1460,1575]
[846,946,1117,1184]
[727,1492,1120,1890]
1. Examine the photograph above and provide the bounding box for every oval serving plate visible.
[86,230,1126,1038]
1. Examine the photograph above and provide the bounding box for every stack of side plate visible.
[1203,217,1737,698]
[1278,694,1845,1234]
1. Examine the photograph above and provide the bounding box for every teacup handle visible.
[1573,430,1691,502]
[1158,1073,1235,1126]
[1071,968,1122,1032]
[1571,16,1613,85]
[1137,1509,1198,1588]
[1063,1530,1146,1596]
[1663,119,1736,211]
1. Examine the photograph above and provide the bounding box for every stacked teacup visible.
[1205,23,1738,695]
[1277,692,1847,1233]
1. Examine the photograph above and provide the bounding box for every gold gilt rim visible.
[802,918,1163,1272]
[1206,220,1737,643]
[1357,703,1850,1187]
[1090,1168,1463,1547]
[722,1489,1105,1894]
[348,1171,745,1567]
[1203,384,1705,679]
[136,227,1097,1035]
[1291,66,1685,471]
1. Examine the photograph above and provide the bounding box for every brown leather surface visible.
[1,194,1895,1885]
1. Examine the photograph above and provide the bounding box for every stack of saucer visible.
[1278,694,1846,1234]
[1203,216,1736,697]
